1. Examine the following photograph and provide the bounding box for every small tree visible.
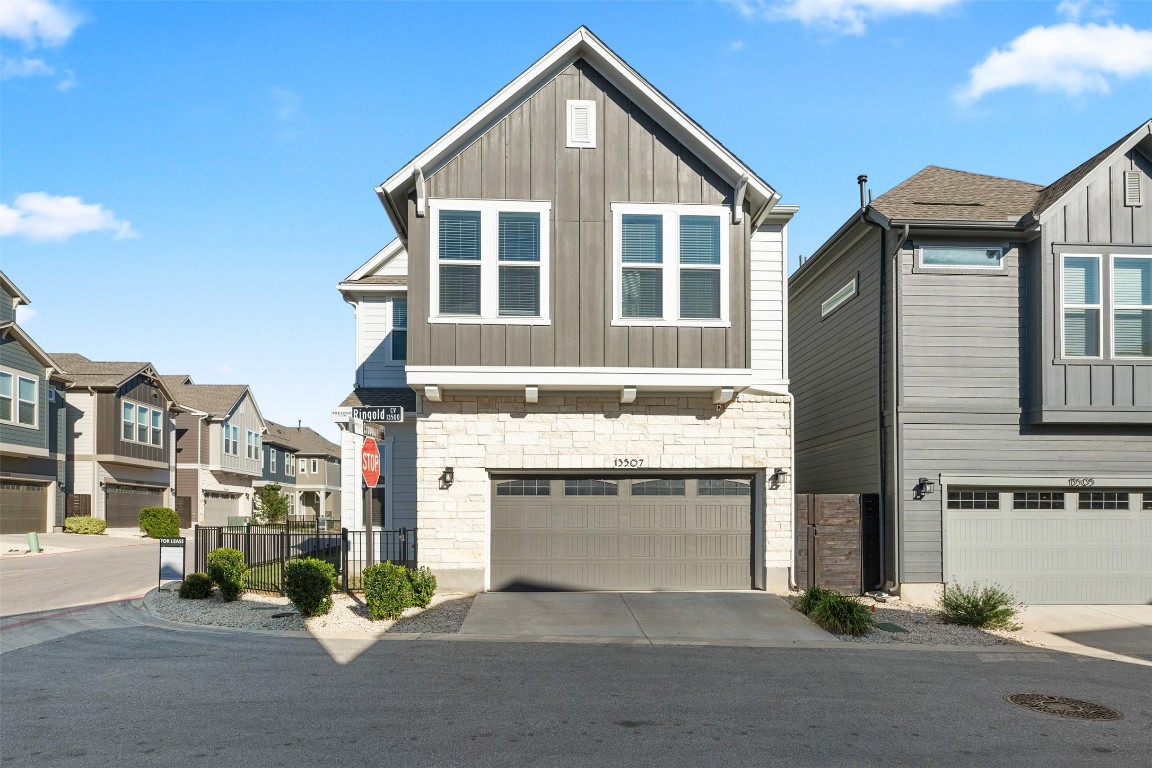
[254,483,290,524]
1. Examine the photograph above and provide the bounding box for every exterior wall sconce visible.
[440,466,454,490]
[769,467,789,490]
[914,477,936,500]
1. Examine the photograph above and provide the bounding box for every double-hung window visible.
[120,400,162,446]
[1061,253,1152,359]
[246,431,260,460]
[1113,256,1152,358]
[391,297,408,362]
[222,422,239,455]
[430,199,551,323]
[1062,255,1101,357]
[287,453,295,476]
[612,203,729,326]
[0,369,37,427]
[270,449,277,473]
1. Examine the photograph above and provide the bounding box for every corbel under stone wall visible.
[415,393,793,592]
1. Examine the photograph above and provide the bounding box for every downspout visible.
[889,223,910,590]
[87,386,99,520]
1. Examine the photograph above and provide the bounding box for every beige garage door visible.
[491,476,753,591]
[203,493,239,527]
[0,481,47,534]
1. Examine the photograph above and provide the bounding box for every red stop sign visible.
[361,437,381,488]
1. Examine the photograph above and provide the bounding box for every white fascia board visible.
[337,283,408,294]
[346,239,407,281]
[405,365,789,392]
[377,27,777,213]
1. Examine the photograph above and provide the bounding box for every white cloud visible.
[957,21,1152,103]
[730,39,746,51]
[272,88,301,122]
[729,0,961,35]
[1,56,52,79]
[0,192,138,242]
[1056,0,1115,22]
[15,306,38,324]
[0,0,82,48]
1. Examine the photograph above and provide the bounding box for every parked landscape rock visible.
[150,588,475,635]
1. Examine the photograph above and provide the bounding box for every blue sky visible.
[2,0,1150,439]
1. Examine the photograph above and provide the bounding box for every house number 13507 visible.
[614,458,644,468]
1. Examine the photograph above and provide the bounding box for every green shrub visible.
[139,507,181,538]
[179,572,213,599]
[284,557,338,617]
[939,582,1020,629]
[808,593,875,637]
[407,566,437,609]
[363,562,414,620]
[64,516,106,535]
[794,584,838,615]
[206,548,247,602]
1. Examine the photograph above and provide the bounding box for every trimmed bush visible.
[808,593,875,637]
[939,582,1020,629]
[206,548,247,602]
[284,557,338,617]
[407,566,437,609]
[363,562,414,620]
[794,584,837,616]
[179,572,213,599]
[64,515,106,535]
[139,507,180,539]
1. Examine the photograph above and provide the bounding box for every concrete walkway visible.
[1013,604,1152,660]
[458,591,837,645]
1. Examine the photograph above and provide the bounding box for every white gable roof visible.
[375,26,780,239]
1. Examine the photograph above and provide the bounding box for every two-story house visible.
[165,378,267,526]
[789,120,1152,605]
[256,420,299,518]
[0,271,70,534]
[51,354,180,528]
[337,27,796,593]
[262,421,339,522]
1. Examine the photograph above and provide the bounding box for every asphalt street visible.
[2,624,1149,768]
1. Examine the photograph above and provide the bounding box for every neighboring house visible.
[256,420,298,518]
[0,272,70,534]
[337,27,796,592]
[51,354,180,528]
[789,120,1152,605]
[165,377,267,526]
[277,422,341,522]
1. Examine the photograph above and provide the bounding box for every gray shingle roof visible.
[262,420,302,451]
[160,375,194,387]
[1032,129,1135,214]
[167,384,249,417]
[344,275,407,285]
[266,420,338,456]
[340,387,417,411]
[870,166,1043,223]
[51,353,151,388]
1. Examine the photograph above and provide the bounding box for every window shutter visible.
[1124,170,1143,207]
[566,100,596,149]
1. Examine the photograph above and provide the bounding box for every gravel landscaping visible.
[151,588,475,635]
[787,592,1025,646]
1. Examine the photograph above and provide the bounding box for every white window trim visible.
[1112,254,1152,359]
[429,198,552,325]
[270,448,277,473]
[299,458,307,475]
[821,277,858,318]
[120,397,161,446]
[566,99,597,149]
[311,458,319,474]
[916,244,1006,272]
[0,367,38,429]
[610,202,730,328]
[389,296,407,365]
[287,453,295,476]
[1060,253,1103,360]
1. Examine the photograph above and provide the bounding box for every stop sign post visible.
[362,437,381,566]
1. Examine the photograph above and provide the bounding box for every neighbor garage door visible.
[203,493,239,526]
[105,485,164,528]
[492,476,753,591]
[0,481,48,534]
[945,489,1152,604]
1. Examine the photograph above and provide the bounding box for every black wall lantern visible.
[769,467,789,490]
[914,477,936,500]
[440,466,454,490]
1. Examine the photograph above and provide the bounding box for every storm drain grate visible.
[1005,694,1122,721]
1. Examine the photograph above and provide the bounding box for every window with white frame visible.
[299,458,307,475]
[270,448,277,473]
[430,199,551,323]
[246,430,260,460]
[120,399,162,446]
[918,245,1004,270]
[821,278,857,318]
[222,422,239,456]
[311,458,318,474]
[287,453,295,476]
[1062,255,1101,357]
[391,297,408,362]
[0,369,37,427]
[612,203,729,325]
[1113,256,1152,358]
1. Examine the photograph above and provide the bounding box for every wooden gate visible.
[795,494,880,595]
[175,496,193,528]
[65,493,91,518]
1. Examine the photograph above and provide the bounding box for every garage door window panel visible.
[1013,492,1065,510]
[631,479,685,496]
[947,490,999,510]
[1078,492,1129,510]
[564,479,618,496]
[698,479,751,496]
[495,479,551,496]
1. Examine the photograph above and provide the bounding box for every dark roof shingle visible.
[167,384,249,417]
[266,420,338,456]
[51,353,151,387]
[339,387,417,411]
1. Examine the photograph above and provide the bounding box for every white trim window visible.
[821,277,858,318]
[299,458,307,475]
[1062,254,1102,358]
[391,297,408,363]
[287,453,295,476]
[429,199,552,324]
[120,399,162,446]
[1113,255,1152,358]
[918,245,1004,270]
[0,369,37,427]
[270,448,277,473]
[611,203,729,326]
[222,421,240,456]
[311,458,319,474]
[246,430,260,460]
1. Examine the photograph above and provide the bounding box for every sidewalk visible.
[1013,605,1152,660]
[0,531,158,558]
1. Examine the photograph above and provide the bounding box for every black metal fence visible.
[193,524,416,594]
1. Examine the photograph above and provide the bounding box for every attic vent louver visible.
[1124,170,1143,207]
[566,99,596,149]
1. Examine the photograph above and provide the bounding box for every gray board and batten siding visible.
[407,58,752,371]
[1032,141,1152,422]
[96,373,170,464]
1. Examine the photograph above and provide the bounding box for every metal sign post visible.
[159,537,186,588]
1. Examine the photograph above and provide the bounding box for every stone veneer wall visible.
[415,393,793,592]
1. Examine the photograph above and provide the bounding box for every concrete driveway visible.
[1014,604,1152,661]
[458,591,835,645]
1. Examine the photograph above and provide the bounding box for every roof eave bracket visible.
[414,166,427,218]
[732,174,749,225]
